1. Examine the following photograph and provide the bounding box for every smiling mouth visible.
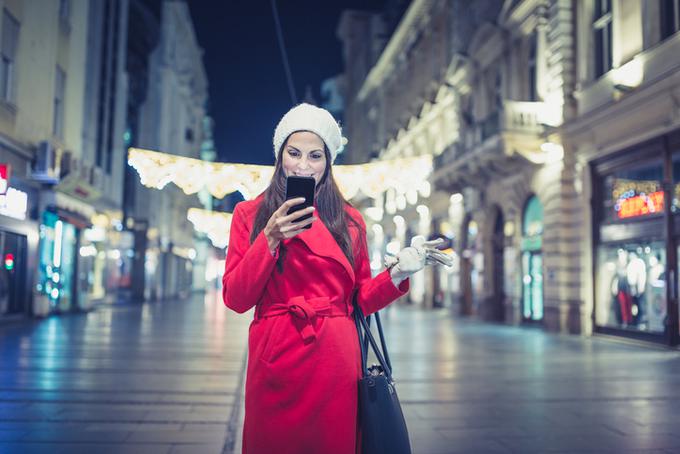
[294,173,315,177]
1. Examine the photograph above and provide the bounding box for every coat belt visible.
[257,296,347,343]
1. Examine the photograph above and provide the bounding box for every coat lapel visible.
[295,216,355,283]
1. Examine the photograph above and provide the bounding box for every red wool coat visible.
[222,195,409,454]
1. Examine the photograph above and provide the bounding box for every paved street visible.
[0,291,248,454]
[2,293,680,453]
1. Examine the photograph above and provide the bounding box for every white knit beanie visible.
[273,103,343,163]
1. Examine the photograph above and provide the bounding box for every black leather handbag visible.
[353,296,412,454]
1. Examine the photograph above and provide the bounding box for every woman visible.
[223,103,450,454]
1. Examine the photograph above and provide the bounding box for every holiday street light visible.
[127,147,433,202]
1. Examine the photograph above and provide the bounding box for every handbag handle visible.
[373,310,393,373]
[361,312,393,373]
[353,301,369,377]
[353,292,393,380]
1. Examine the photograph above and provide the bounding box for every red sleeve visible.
[222,203,279,313]
[352,211,409,315]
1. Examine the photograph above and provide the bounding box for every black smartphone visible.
[285,176,316,229]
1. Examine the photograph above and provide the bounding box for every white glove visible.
[386,236,454,286]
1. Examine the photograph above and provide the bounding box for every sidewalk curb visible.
[222,347,248,454]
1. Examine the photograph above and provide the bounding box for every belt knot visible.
[286,296,329,343]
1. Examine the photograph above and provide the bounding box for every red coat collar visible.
[294,215,355,283]
[244,195,356,283]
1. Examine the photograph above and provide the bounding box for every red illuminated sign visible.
[0,163,10,195]
[617,191,664,219]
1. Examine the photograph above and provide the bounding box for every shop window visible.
[596,241,666,333]
[467,220,484,302]
[460,216,483,315]
[522,251,543,321]
[38,212,77,312]
[521,195,544,321]
[602,161,663,223]
[593,0,613,78]
[661,0,680,41]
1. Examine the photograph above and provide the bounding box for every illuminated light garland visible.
[128,148,275,200]
[187,208,233,249]
[128,148,432,201]
[334,156,433,200]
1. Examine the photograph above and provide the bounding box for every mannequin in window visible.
[646,254,666,331]
[610,248,632,325]
[626,251,647,326]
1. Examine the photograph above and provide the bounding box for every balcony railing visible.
[435,100,554,167]
[502,100,552,134]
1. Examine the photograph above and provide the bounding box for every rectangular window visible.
[528,32,538,102]
[661,0,680,40]
[593,0,613,78]
[53,66,66,138]
[0,9,19,103]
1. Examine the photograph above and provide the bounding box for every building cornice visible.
[499,0,547,34]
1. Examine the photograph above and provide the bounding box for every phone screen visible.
[285,176,316,229]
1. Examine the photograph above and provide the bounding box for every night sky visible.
[188,0,385,165]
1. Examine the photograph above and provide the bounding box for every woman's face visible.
[281,131,327,185]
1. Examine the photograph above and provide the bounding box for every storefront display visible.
[104,229,134,299]
[521,196,544,322]
[593,132,680,344]
[78,226,107,306]
[145,245,161,301]
[37,211,78,312]
[596,241,666,333]
[0,173,40,318]
[439,252,459,308]
[461,217,483,315]
[503,246,519,309]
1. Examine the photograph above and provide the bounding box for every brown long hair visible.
[249,140,362,272]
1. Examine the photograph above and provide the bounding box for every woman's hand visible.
[386,236,454,286]
[263,197,317,252]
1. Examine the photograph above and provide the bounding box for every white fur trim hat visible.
[273,103,343,163]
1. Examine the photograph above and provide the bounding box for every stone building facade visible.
[340,0,680,345]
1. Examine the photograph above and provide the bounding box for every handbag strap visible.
[373,310,393,373]
[353,292,393,379]
[353,300,369,377]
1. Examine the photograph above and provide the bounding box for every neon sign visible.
[616,191,664,219]
[0,163,10,195]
